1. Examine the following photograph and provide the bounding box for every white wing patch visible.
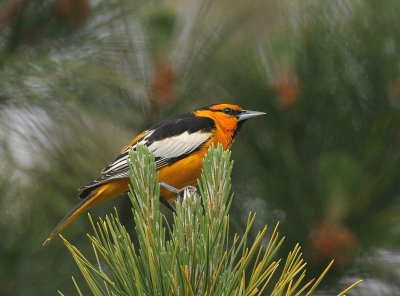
[150,131,210,159]
[97,130,211,182]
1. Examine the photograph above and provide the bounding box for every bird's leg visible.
[160,182,198,204]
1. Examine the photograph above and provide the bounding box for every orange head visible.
[194,103,265,144]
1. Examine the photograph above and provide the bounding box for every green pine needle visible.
[61,144,360,295]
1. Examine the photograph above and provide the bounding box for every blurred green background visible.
[1,0,400,295]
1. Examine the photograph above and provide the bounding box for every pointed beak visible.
[238,110,266,121]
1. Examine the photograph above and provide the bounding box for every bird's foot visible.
[160,182,198,203]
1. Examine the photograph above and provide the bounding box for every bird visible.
[43,103,265,245]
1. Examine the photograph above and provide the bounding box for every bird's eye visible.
[223,108,235,115]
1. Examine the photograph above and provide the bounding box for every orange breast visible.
[158,131,233,204]
[158,147,208,203]
[92,126,234,206]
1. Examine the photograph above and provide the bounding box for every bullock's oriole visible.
[44,103,265,245]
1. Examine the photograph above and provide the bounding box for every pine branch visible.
[62,144,360,295]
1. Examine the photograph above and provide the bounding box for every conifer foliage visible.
[61,145,359,295]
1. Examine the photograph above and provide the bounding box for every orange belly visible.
[91,148,207,206]
[93,133,231,207]
[158,149,207,204]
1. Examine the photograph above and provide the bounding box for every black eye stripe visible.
[222,108,240,115]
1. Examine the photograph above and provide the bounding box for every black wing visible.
[78,113,215,198]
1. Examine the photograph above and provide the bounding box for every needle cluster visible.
[61,145,359,295]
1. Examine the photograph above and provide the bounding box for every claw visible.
[160,182,198,203]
